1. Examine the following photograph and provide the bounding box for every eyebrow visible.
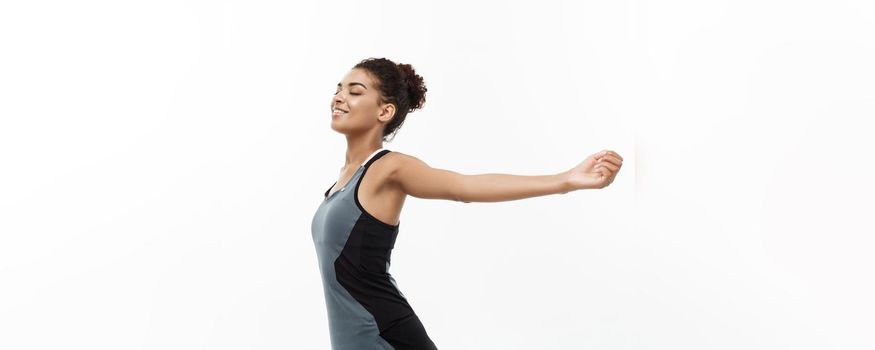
[337,81,368,89]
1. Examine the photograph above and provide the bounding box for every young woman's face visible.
[330,68,387,135]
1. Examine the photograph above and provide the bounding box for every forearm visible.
[457,171,573,203]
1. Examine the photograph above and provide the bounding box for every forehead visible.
[339,68,374,87]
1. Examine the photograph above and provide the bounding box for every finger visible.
[597,157,622,171]
[597,155,623,167]
[603,150,623,162]
[596,162,619,172]
[608,152,623,162]
[596,166,613,177]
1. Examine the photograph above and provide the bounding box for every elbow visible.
[452,189,469,203]
[454,174,471,203]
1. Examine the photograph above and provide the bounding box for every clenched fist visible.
[565,150,623,190]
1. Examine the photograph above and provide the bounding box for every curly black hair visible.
[352,57,427,142]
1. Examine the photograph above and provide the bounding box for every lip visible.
[332,109,347,117]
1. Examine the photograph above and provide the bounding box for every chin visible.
[329,121,347,134]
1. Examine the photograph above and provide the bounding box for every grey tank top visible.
[311,148,438,349]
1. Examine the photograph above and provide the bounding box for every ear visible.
[378,103,396,124]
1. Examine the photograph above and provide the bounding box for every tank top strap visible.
[361,148,390,169]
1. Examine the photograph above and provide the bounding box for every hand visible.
[565,149,623,191]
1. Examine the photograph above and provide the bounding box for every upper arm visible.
[388,153,469,202]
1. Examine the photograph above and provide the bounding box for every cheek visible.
[350,97,377,112]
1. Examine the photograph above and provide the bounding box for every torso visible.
[312,148,438,348]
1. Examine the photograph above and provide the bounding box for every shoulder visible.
[381,151,429,179]
[384,150,420,164]
[383,150,428,170]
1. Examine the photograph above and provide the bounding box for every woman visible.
[311,57,623,349]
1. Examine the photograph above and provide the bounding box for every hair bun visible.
[397,63,427,112]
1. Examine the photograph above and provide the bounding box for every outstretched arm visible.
[389,150,623,203]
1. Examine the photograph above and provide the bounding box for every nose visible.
[333,91,345,105]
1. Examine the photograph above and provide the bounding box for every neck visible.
[341,136,384,170]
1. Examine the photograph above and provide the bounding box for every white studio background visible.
[1,1,873,349]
